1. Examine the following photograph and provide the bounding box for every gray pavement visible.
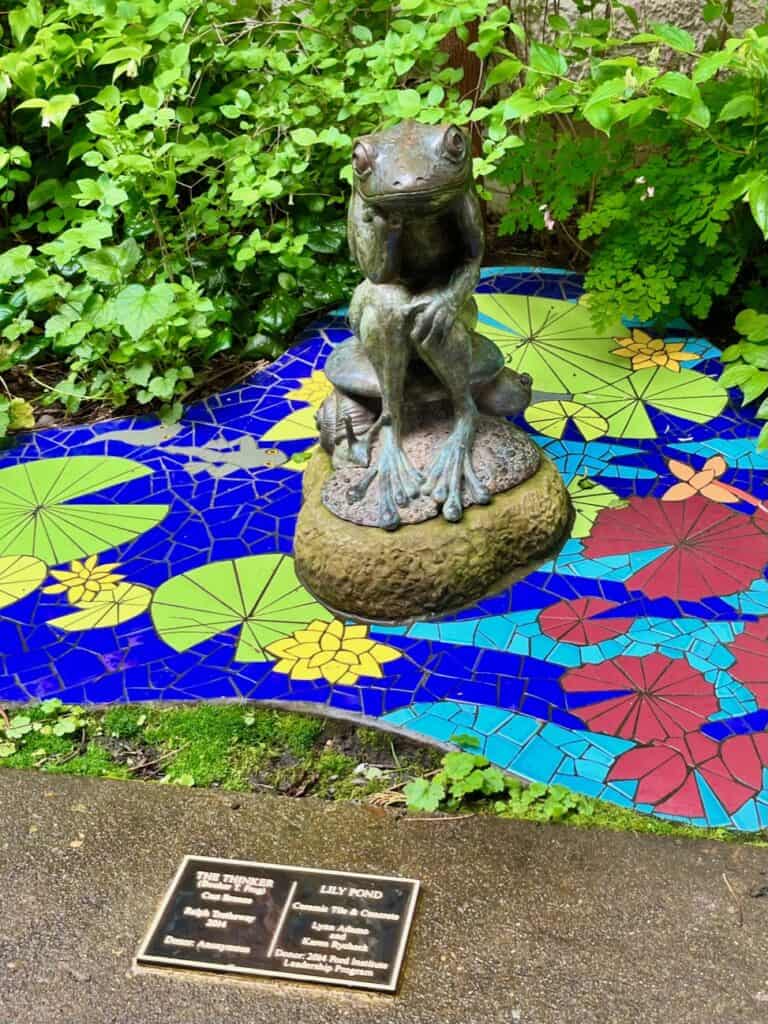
[1,768,767,1024]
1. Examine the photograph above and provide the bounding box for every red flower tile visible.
[726,619,768,708]
[562,654,718,742]
[539,597,632,646]
[607,731,768,817]
[583,496,768,600]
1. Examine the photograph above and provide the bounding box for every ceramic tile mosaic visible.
[3,267,768,831]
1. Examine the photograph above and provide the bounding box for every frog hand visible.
[408,293,459,351]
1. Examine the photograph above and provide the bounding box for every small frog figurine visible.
[323,119,531,530]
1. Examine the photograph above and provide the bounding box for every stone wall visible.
[562,0,763,43]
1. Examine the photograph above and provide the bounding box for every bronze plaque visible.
[135,856,420,993]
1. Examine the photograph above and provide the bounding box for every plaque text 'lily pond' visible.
[135,856,420,993]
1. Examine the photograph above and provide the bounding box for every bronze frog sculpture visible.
[316,120,533,530]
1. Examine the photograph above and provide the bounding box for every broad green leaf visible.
[95,45,147,67]
[24,270,65,307]
[735,308,768,342]
[500,92,543,121]
[48,582,152,631]
[27,179,61,211]
[404,777,445,813]
[291,127,317,146]
[17,93,79,129]
[693,50,732,83]
[394,89,421,118]
[8,0,42,44]
[655,71,696,99]
[584,100,618,133]
[443,752,480,780]
[649,21,696,52]
[81,239,141,285]
[0,245,35,285]
[529,41,567,77]
[717,92,757,122]
[113,284,176,341]
[685,100,711,129]
[0,456,168,564]
[747,177,768,239]
[151,554,332,661]
[585,78,629,108]
[0,555,46,608]
[702,1,723,20]
[485,58,523,90]
[720,363,757,388]
[739,367,768,404]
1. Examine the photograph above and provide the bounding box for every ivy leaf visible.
[81,239,141,285]
[113,284,176,341]
[0,245,35,285]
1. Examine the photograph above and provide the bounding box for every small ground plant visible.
[2,700,764,844]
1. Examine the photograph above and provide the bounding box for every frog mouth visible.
[368,185,462,208]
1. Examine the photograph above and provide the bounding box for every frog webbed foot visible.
[347,429,424,530]
[421,418,490,522]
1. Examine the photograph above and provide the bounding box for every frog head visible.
[351,120,471,213]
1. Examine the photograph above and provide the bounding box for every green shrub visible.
[0,0,489,428]
[4,0,768,436]
[471,3,768,432]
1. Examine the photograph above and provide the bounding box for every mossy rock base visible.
[294,447,571,623]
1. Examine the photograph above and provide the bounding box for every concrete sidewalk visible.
[1,769,767,1024]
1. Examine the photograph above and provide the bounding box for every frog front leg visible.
[416,309,491,521]
[346,280,424,530]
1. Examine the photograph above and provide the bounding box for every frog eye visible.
[442,125,467,163]
[351,142,373,177]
